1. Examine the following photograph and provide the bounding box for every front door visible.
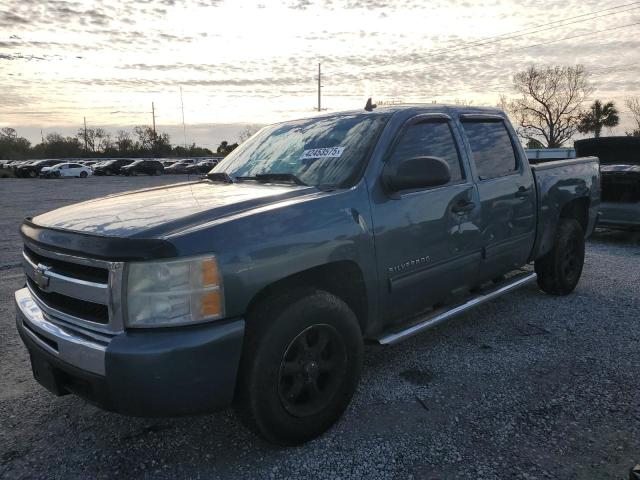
[459,116,536,282]
[370,115,483,323]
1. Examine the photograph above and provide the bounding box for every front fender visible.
[168,184,379,324]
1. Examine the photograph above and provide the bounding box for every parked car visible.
[185,159,219,175]
[15,104,599,446]
[575,136,640,229]
[164,161,192,174]
[0,162,16,178]
[16,159,63,178]
[40,162,92,178]
[80,160,99,168]
[92,159,135,176]
[121,159,164,176]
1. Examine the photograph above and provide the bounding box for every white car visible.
[40,162,92,178]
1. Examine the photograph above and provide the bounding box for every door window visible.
[462,121,518,180]
[391,121,463,183]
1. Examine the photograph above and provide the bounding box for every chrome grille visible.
[22,241,125,334]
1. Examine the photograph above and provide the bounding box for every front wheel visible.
[236,289,363,445]
[80,171,88,178]
[535,218,585,295]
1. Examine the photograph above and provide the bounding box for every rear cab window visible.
[390,120,464,185]
[462,120,518,180]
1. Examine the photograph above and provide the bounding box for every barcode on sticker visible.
[300,147,345,160]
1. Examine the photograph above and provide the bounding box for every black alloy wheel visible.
[278,324,347,418]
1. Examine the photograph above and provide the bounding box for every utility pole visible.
[179,86,187,154]
[317,63,321,112]
[83,117,88,151]
[152,102,156,138]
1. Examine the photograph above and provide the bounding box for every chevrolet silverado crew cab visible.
[15,105,600,445]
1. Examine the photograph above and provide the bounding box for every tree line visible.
[0,125,241,160]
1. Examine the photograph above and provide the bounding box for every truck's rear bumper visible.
[16,287,245,417]
[599,202,640,229]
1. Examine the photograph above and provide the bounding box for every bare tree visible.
[115,130,133,153]
[625,97,640,136]
[76,127,97,152]
[510,65,592,148]
[1,127,17,139]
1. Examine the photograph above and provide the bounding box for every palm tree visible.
[578,100,620,138]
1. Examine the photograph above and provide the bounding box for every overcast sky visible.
[0,0,638,146]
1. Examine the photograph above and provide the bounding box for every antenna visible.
[179,86,188,156]
[364,98,377,112]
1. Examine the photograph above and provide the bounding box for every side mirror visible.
[383,156,451,193]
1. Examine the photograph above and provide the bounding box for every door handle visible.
[452,200,475,214]
[515,186,530,198]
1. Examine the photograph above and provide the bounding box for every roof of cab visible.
[291,103,506,121]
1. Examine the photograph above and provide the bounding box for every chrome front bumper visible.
[15,287,107,375]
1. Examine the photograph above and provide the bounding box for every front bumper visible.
[15,287,245,417]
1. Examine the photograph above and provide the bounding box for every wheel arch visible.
[244,260,370,337]
[559,197,590,234]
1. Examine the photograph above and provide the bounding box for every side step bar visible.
[375,271,537,345]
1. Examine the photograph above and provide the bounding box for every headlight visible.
[125,255,224,328]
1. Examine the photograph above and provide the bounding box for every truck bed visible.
[530,156,600,260]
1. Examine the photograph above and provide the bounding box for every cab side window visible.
[391,121,463,184]
[462,121,518,180]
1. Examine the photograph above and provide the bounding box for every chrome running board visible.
[375,271,537,345]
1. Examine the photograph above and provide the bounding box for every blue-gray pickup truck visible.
[15,104,600,445]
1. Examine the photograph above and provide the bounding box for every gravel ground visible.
[1,177,639,479]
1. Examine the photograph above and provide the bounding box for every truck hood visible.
[31,180,321,238]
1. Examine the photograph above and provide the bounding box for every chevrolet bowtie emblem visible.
[34,264,52,290]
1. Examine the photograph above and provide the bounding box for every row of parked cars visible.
[0,157,222,178]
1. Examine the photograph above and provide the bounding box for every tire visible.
[105,170,112,176]
[535,218,585,295]
[235,289,363,445]
[154,168,163,176]
[29,170,36,178]
[80,171,88,178]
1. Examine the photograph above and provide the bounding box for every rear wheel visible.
[80,171,88,178]
[154,168,163,176]
[535,218,585,295]
[28,170,36,178]
[236,289,363,445]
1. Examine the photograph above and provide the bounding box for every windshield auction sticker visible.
[300,147,345,160]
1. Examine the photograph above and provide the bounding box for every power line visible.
[326,2,640,77]
[357,21,640,82]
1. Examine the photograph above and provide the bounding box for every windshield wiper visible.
[206,172,234,183]
[235,173,308,186]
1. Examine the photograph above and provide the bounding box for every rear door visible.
[459,115,536,281]
[67,163,82,176]
[370,114,483,323]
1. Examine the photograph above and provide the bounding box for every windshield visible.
[211,113,389,188]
